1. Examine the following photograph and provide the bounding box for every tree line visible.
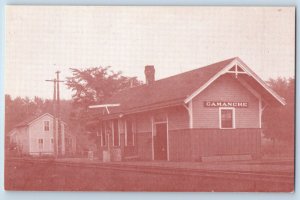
[263,77,294,143]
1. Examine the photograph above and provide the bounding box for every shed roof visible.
[14,113,66,128]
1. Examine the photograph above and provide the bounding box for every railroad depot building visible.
[92,57,285,162]
[9,113,76,156]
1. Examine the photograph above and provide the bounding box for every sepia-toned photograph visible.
[4,6,295,192]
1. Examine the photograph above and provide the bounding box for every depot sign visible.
[204,101,248,108]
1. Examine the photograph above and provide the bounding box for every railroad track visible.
[6,158,294,184]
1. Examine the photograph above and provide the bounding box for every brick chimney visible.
[144,65,155,85]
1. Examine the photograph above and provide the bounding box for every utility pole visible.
[46,78,58,158]
[46,71,64,158]
[56,71,62,157]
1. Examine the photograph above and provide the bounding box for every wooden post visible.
[46,73,64,158]
[53,79,58,158]
[56,71,62,156]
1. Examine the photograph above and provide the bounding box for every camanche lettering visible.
[204,101,248,108]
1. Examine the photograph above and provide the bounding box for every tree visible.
[262,77,294,143]
[66,67,142,108]
[65,66,142,151]
[5,94,14,133]
[5,95,30,133]
[5,95,58,134]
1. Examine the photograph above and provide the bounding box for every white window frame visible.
[44,121,50,131]
[219,107,236,129]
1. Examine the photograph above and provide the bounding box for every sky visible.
[5,6,295,100]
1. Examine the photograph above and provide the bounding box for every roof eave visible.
[235,57,287,106]
[184,58,238,103]
[184,57,286,106]
[98,99,184,120]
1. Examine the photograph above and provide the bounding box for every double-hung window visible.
[219,108,235,129]
[44,121,50,131]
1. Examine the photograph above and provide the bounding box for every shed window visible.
[44,121,50,131]
[220,108,235,129]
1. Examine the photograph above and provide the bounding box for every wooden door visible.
[154,123,167,160]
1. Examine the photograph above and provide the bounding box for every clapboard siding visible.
[168,129,192,161]
[192,74,260,128]
[167,106,189,130]
[29,114,55,155]
[169,128,261,161]
[136,132,152,160]
[136,113,152,133]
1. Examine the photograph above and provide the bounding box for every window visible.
[154,113,167,123]
[113,120,119,146]
[125,119,135,146]
[44,121,50,131]
[50,138,54,150]
[101,122,106,146]
[219,108,235,129]
[38,139,43,150]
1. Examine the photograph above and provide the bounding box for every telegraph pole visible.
[56,71,62,157]
[46,78,58,158]
[46,72,64,158]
